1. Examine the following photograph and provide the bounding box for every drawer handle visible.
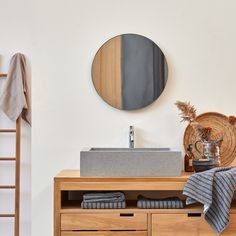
[120,213,134,217]
[188,213,202,217]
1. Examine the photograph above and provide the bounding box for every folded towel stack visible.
[81,201,126,209]
[137,195,183,209]
[81,191,126,209]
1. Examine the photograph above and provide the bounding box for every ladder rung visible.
[0,157,16,161]
[0,214,15,218]
[0,185,16,189]
[0,73,7,78]
[0,129,16,133]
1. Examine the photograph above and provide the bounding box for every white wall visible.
[31,0,236,235]
[0,0,32,235]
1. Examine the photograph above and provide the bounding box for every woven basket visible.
[183,112,236,166]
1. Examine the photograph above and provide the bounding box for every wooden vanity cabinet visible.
[54,170,236,236]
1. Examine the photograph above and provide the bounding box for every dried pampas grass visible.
[175,101,212,141]
[175,101,196,123]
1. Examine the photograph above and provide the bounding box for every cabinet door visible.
[152,213,215,236]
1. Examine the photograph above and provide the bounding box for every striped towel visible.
[81,201,126,209]
[137,195,183,209]
[183,166,236,234]
[83,191,125,203]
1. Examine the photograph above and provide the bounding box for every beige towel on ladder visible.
[0,53,31,125]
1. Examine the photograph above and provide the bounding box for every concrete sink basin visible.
[80,148,182,177]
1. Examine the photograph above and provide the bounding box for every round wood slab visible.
[183,112,236,166]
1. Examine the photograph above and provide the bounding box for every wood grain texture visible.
[92,36,122,109]
[61,206,204,214]
[152,213,215,236]
[54,170,236,235]
[61,213,147,231]
[60,181,187,191]
[15,117,21,236]
[55,170,192,191]
[152,214,236,236]
[184,112,236,166]
[0,118,21,236]
[61,232,147,236]
[60,207,236,215]
[222,214,236,235]
[54,181,61,236]
[148,213,152,236]
[55,170,192,180]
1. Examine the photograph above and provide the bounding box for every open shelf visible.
[57,171,236,215]
[60,188,236,215]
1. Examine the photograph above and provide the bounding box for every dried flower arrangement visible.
[175,101,212,141]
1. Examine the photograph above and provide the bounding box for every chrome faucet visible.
[129,126,134,148]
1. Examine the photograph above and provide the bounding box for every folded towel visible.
[183,166,236,234]
[83,191,125,203]
[0,53,31,125]
[137,195,183,209]
[81,201,126,209]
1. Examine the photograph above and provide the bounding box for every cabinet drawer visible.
[61,213,147,231]
[222,214,236,235]
[61,232,148,236]
[152,213,236,236]
[152,213,214,236]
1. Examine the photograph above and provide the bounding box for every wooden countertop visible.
[55,169,192,181]
[55,170,193,191]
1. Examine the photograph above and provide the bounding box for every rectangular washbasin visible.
[80,148,182,177]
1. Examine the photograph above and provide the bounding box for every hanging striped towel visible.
[137,195,183,209]
[183,166,236,234]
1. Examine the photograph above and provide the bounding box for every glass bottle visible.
[185,144,194,172]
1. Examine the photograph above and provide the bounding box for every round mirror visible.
[92,34,168,110]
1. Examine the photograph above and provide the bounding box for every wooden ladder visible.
[0,73,21,236]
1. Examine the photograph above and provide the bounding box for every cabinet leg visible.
[54,181,61,236]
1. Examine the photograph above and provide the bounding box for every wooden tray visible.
[183,112,236,166]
